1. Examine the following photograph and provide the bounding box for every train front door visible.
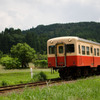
[55,44,66,67]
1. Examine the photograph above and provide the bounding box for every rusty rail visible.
[0,78,61,93]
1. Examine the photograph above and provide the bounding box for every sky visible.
[0,0,100,32]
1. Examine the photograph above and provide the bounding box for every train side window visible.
[59,46,63,53]
[78,45,81,54]
[97,48,99,56]
[94,48,96,56]
[82,46,85,55]
[49,45,55,54]
[91,47,93,54]
[86,47,89,55]
[66,44,74,53]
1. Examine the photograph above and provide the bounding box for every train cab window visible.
[59,46,63,53]
[97,48,99,56]
[49,45,55,54]
[82,46,85,55]
[86,47,89,55]
[66,44,74,53]
[78,45,81,54]
[94,48,96,56]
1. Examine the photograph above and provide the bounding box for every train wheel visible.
[82,67,89,77]
[59,68,72,79]
[59,72,65,79]
[59,69,65,79]
[76,68,81,78]
[97,66,100,75]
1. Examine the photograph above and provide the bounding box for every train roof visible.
[47,36,100,45]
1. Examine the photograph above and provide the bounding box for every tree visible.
[1,22,100,54]
[0,50,3,58]
[10,43,36,68]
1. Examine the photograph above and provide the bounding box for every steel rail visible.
[0,78,61,93]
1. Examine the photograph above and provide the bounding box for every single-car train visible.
[47,36,100,78]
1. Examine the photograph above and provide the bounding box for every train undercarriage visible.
[55,66,100,79]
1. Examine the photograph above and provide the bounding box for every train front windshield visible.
[65,44,74,53]
[49,45,55,54]
[59,46,63,53]
[48,44,75,55]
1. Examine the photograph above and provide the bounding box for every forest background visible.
[0,22,100,54]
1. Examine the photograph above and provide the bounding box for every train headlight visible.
[50,40,53,44]
[68,38,72,42]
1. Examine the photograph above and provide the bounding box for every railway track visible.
[0,75,99,94]
[0,78,62,93]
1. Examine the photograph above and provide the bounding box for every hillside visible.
[0,22,100,54]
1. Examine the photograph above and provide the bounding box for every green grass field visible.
[0,64,59,86]
[0,76,100,100]
[0,64,100,100]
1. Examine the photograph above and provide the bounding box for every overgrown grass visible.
[0,72,32,86]
[0,76,100,100]
[32,71,47,82]
[0,64,59,86]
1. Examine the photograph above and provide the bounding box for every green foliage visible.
[34,60,48,68]
[0,22,100,54]
[11,43,36,68]
[0,50,3,58]
[34,53,47,60]
[33,53,47,68]
[23,22,100,53]
[0,28,24,54]
[0,67,59,86]
[0,76,100,100]
[1,80,8,86]
[33,71,47,82]
[0,55,21,69]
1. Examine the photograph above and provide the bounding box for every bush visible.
[34,53,47,60]
[33,72,47,82]
[1,81,8,86]
[34,60,48,68]
[0,55,21,69]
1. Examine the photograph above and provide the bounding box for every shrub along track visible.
[0,78,62,94]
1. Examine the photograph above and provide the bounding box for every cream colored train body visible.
[47,36,100,78]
